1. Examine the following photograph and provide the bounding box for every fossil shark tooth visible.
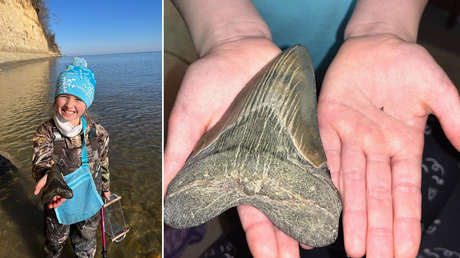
[41,168,73,205]
[164,45,342,247]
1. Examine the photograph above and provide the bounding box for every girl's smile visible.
[55,94,86,126]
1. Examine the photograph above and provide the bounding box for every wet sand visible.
[0,50,60,68]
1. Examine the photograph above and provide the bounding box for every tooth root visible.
[165,45,342,247]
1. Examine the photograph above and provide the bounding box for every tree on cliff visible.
[30,0,60,54]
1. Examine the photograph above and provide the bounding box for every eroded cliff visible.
[0,0,60,64]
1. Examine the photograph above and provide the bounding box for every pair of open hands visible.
[164,35,460,258]
[34,173,111,209]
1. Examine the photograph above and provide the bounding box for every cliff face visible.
[0,0,60,64]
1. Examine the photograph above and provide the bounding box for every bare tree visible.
[30,0,60,53]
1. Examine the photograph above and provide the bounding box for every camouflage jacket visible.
[32,118,110,192]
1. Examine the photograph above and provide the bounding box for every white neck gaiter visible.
[53,114,83,138]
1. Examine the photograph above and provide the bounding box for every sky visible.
[47,0,162,55]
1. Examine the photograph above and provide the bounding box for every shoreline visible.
[0,51,61,71]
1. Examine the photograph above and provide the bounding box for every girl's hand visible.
[165,38,305,257]
[318,34,460,258]
[103,191,111,200]
[47,195,67,209]
[34,174,67,208]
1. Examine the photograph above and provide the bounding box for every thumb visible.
[34,174,47,195]
[164,106,208,196]
[426,72,460,151]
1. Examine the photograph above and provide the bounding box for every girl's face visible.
[55,94,86,125]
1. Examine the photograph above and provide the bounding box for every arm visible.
[32,123,54,182]
[96,124,110,198]
[32,122,68,208]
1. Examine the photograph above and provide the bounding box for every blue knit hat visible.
[55,57,96,108]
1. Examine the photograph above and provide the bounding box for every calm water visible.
[0,52,162,257]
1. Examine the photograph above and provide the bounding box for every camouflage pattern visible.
[44,206,100,258]
[32,117,109,257]
[32,118,110,192]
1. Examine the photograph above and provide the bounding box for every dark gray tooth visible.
[41,168,73,205]
[165,45,342,247]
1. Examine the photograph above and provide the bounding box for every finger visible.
[426,74,460,150]
[34,174,47,195]
[48,197,58,208]
[274,228,300,258]
[391,154,422,258]
[300,243,313,250]
[57,198,66,207]
[318,120,342,190]
[340,143,367,257]
[365,154,393,258]
[237,205,279,258]
[49,197,67,209]
[48,199,57,209]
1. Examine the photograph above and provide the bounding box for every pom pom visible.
[72,57,88,68]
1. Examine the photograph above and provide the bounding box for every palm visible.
[318,35,460,257]
[164,38,301,257]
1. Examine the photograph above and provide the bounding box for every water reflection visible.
[0,53,162,257]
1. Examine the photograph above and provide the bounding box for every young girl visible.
[32,58,110,258]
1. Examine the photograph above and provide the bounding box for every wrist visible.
[344,0,427,42]
[345,22,410,42]
[201,23,272,57]
[173,0,271,57]
[344,20,423,43]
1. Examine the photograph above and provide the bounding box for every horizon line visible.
[62,50,161,57]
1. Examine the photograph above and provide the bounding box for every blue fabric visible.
[55,57,96,108]
[55,117,103,225]
[252,0,356,77]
